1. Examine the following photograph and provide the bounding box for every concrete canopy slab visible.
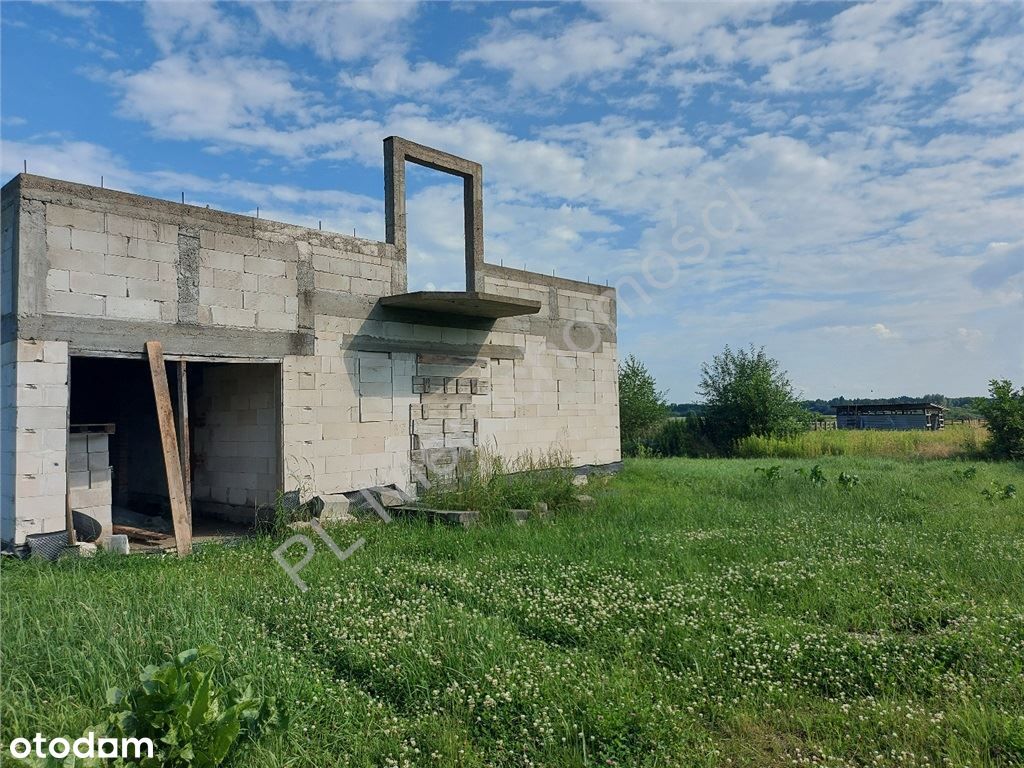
[379,291,542,319]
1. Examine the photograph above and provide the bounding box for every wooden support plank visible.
[65,359,76,547]
[146,341,191,556]
[177,361,192,527]
[65,483,77,547]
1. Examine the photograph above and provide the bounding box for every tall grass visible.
[418,446,580,519]
[735,423,987,459]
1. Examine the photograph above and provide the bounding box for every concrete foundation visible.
[0,137,620,544]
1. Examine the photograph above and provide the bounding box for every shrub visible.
[975,379,1024,460]
[698,345,809,454]
[97,646,285,767]
[618,355,668,456]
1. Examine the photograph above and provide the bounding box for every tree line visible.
[619,346,1023,460]
[669,396,985,419]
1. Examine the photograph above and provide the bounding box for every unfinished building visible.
[1,137,620,547]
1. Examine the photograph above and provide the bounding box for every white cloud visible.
[758,2,971,95]
[508,7,557,23]
[143,0,240,55]
[340,55,455,94]
[1,138,136,188]
[251,2,418,62]
[591,2,776,50]
[871,323,897,340]
[36,0,96,20]
[405,180,467,291]
[971,241,1024,301]
[955,327,984,352]
[935,33,1024,124]
[462,19,654,90]
[112,55,319,154]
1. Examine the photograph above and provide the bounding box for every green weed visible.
[418,446,579,520]
[99,645,285,767]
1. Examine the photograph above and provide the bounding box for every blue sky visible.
[2,1,1022,400]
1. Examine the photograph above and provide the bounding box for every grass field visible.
[735,423,988,460]
[2,456,1023,767]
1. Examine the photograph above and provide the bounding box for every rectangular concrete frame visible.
[384,136,483,292]
[1,137,621,545]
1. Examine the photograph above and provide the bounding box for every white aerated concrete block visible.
[47,291,104,316]
[105,296,161,320]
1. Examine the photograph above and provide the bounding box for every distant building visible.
[834,402,945,431]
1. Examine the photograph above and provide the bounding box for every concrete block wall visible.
[197,232,299,331]
[3,340,69,541]
[409,353,488,485]
[44,203,179,322]
[470,271,619,465]
[281,319,415,495]
[1,341,17,541]
[280,315,618,498]
[192,364,279,508]
[475,339,619,466]
[480,275,549,315]
[310,238,394,297]
[276,275,619,497]
[557,286,614,326]
[481,273,615,327]
[2,195,19,540]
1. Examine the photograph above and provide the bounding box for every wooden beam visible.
[65,486,77,547]
[177,361,192,527]
[65,358,76,547]
[145,341,191,556]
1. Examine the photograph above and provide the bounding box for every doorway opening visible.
[68,356,281,550]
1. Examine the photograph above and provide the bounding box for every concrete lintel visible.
[17,315,313,359]
[70,349,284,364]
[344,334,524,360]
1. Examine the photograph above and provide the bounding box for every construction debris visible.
[101,534,130,555]
[318,494,355,524]
[394,506,479,528]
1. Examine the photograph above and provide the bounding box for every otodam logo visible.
[8,733,155,761]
